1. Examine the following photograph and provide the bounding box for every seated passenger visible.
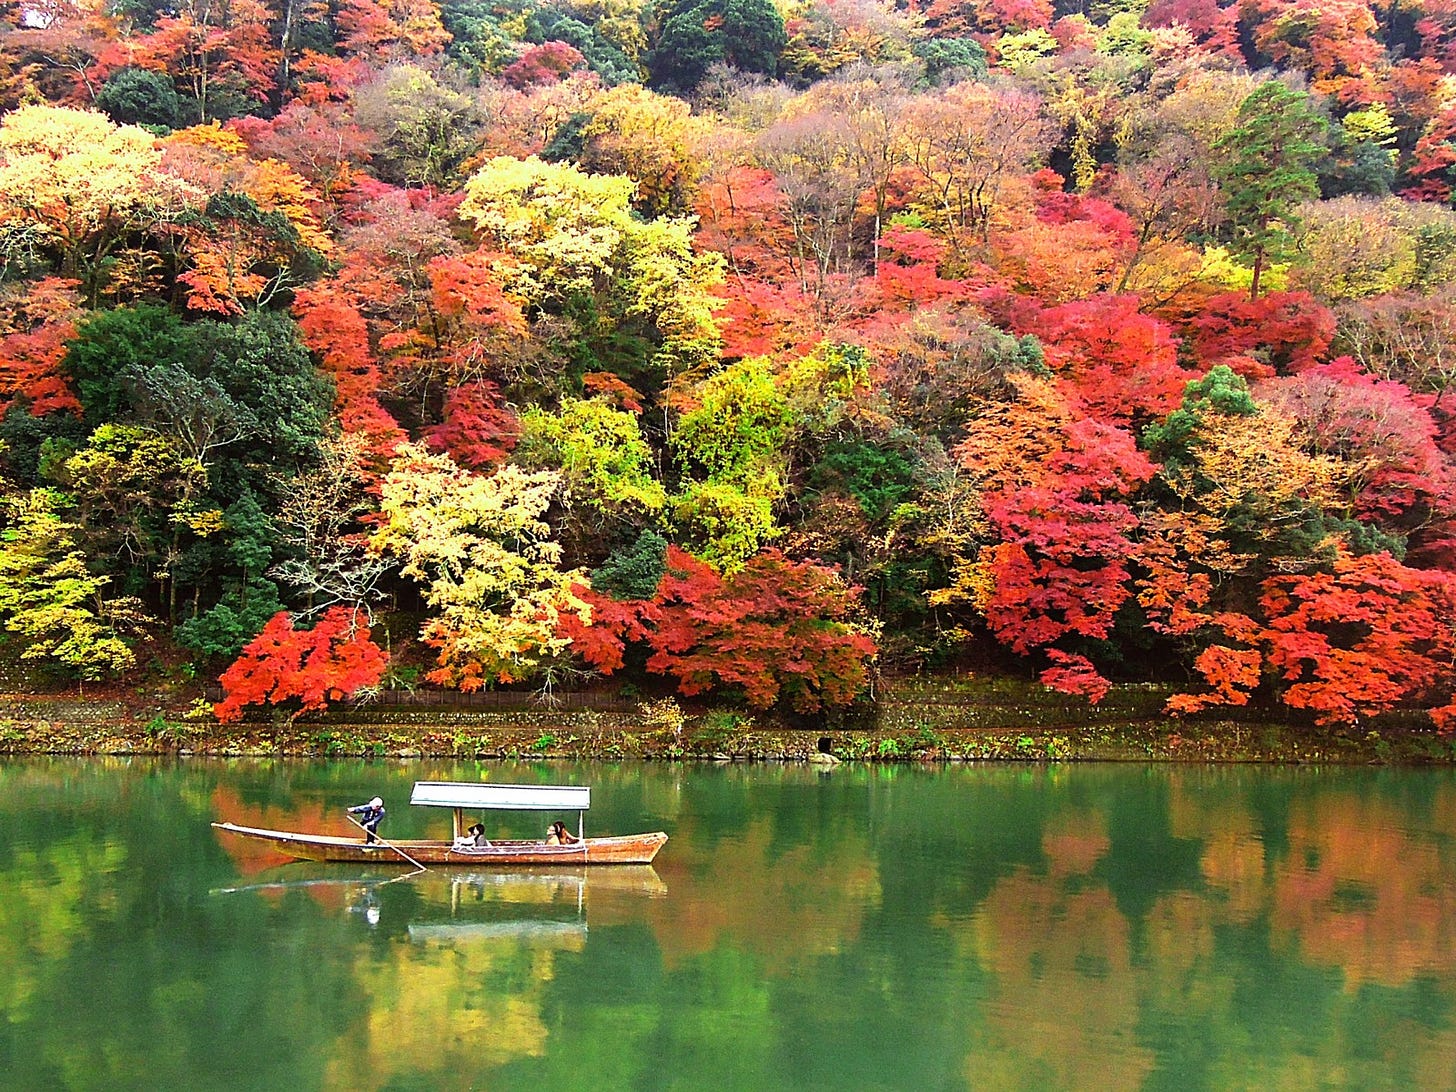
[546,820,579,845]
[454,822,490,850]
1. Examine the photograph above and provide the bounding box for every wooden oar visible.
[346,814,429,876]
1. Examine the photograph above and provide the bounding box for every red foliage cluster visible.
[423,380,520,469]
[1181,291,1336,378]
[0,277,83,417]
[561,547,877,712]
[1259,358,1456,533]
[1024,294,1194,423]
[214,608,389,722]
[1169,552,1456,729]
[501,42,586,88]
[292,288,406,468]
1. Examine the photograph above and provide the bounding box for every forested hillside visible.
[1,0,1454,727]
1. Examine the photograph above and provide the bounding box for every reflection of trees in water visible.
[645,812,880,969]
[10,761,1456,1088]
[939,768,1456,1088]
[321,937,576,1089]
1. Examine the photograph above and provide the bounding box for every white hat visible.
[370,797,383,808]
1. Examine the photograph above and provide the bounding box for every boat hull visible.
[212,822,667,865]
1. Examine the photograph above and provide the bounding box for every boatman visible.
[347,796,386,843]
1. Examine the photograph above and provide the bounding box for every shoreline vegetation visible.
[4,675,1453,765]
[6,27,1456,738]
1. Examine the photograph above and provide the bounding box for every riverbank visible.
[2,675,1453,764]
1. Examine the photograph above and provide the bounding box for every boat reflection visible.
[214,863,666,941]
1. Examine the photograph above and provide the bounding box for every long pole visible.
[347,815,429,876]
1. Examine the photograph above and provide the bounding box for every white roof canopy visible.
[410,782,590,811]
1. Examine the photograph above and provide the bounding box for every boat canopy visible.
[410,782,590,812]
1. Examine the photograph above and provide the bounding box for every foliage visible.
[563,546,876,712]
[1166,551,1456,729]
[373,443,587,688]
[0,488,147,679]
[3,0,1456,732]
[518,395,666,518]
[213,607,389,722]
[590,530,669,600]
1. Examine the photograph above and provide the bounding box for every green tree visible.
[95,68,184,131]
[590,529,669,599]
[188,311,333,475]
[1214,81,1329,299]
[648,0,787,93]
[63,305,197,427]
[517,396,667,527]
[670,356,795,567]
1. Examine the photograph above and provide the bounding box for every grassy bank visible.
[2,675,1453,764]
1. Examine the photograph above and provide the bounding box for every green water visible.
[3,758,1456,1091]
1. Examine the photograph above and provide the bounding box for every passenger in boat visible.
[452,822,491,850]
[346,796,386,843]
[546,820,579,845]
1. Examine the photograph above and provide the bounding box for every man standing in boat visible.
[347,796,386,843]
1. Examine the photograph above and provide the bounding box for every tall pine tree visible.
[1214,82,1328,300]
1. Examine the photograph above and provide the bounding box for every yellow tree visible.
[456,155,722,380]
[0,487,148,680]
[0,105,163,302]
[371,443,588,689]
[578,84,713,216]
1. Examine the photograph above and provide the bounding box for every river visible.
[2,758,1454,1090]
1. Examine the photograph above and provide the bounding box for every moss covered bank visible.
[2,676,1453,764]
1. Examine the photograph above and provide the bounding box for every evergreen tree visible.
[1214,82,1329,299]
[648,0,786,94]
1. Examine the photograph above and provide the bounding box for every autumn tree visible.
[270,431,394,616]
[0,106,164,303]
[422,379,520,470]
[457,155,723,385]
[372,443,588,688]
[100,0,281,123]
[949,376,1155,700]
[1164,550,1456,729]
[667,346,868,568]
[53,423,211,611]
[0,276,83,420]
[213,606,389,721]
[351,65,480,188]
[1258,359,1454,549]
[753,108,863,308]
[0,486,148,679]
[561,545,876,712]
[902,82,1055,260]
[1336,288,1456,405]
[516,394,666,541]
[576,84,711,217]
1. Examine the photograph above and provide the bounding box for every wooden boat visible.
[212,781,668,866]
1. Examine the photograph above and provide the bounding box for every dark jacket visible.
[348,803,385,829]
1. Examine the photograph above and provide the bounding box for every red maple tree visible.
[214,607,389,722]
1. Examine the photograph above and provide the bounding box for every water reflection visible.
[4,759,1456,1089]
